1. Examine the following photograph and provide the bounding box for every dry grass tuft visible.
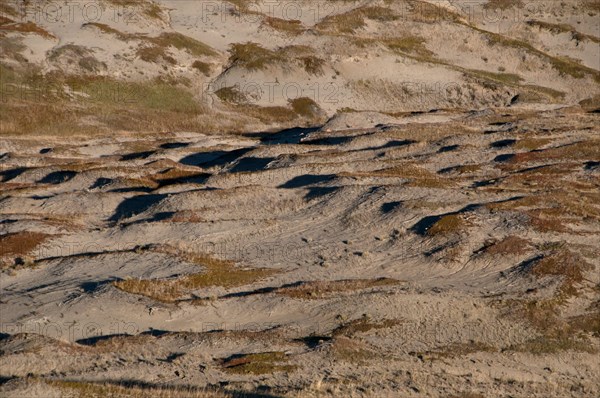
[328,336,376,363]
[522,249,593,299]
[263,17,304,34]
[483,0,524,10]
[0,20,55,38]
[0,232,52,269]
[220,351,296,375]
[478,236,531,256]
[275,278,401,299]
[414,341,497,361]
[228,42,284,71]
[426,214,469,236]
[316,6,397,33]
[332,315,403,337]
[343,164,452,188]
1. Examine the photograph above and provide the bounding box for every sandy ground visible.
[1,1,600,397]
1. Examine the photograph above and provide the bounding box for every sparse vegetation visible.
[220,351,296,375]
[45,379,230,398]
[426,214,469,236]
[316,6,398,33]
[113,246,277,302]
[275,278,401,299]
[0,232,52,269]
[228,42,284,70]
[483,0,524,10]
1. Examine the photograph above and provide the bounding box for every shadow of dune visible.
[411,198,523,235]
[160,142,190,149]
[230,157,275,173]
[304,186,339,200]
[244,126,320,145]
[120,151,156,161]
[180,147,254,168]
[109,194,167,222]
[37,170,77,184]
[279,174,336,189]
[76,334,132,346]
[381,201,402,213]
[0,167,28,182]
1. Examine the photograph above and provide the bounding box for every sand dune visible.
[1,1,599,397]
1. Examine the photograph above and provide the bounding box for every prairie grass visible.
[0,65,208,135]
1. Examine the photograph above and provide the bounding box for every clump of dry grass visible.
[413,341,497,361]
[0,232,52,269]
[113,246,277,302]
[328,336,376,364]
[316,6,398,33]
[477,236,531,256]
[228,42,284,71]
[382,36,434,58]
[521,249,593,299]
[526,20,600,44]
[342,164,452,188]
[275,278,401,300]
[497,298,597,354]
[332,315,403,337]
[263,17,304,34]
[105,0,165,21]
[220,351,296,375]
[426,214,469,236]
[0,20,55,39]
[191,60,212,76]
[483,0,524,10]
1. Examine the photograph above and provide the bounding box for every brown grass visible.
[427,214,469,236]
[483,0,524,10]
[0,21,55,39]
[523,249,593,299]
[228,42,284,70]
[275,278,401,299]
[0,232,52,268]
[328,336,376,364]
[332,316,403,337]
[414,341,497,361]
[315,6,398,33]
[220,351,296,375]
[263,17,304,34]
[113,246,277,302]
[342,164,452,188]
[45,379,230,398]
[498,299,596,353]
[478,236,531,256]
